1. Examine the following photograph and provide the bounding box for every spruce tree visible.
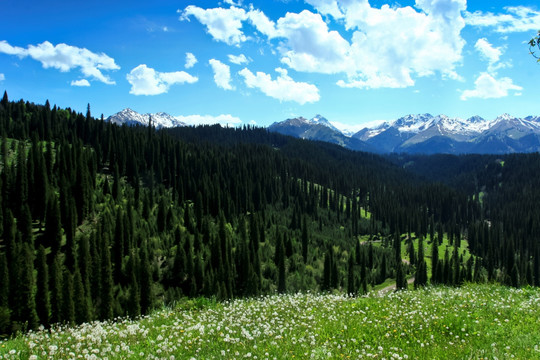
[394,232,406,290]
[62,270,75,325]
[431,238,439,284]
[414,236,427,288]
[35,245,51,328]
[49,254,63,324]
[100,232,114,320]
[73,267,90,324]
[301,216,308,263]
[347,251,356,295]
[139,242,153,314]
[18,244,39,330]
[0,252,10,334]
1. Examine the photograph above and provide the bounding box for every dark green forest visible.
[0,92,539,335]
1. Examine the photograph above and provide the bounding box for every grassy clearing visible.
[1,284,539,359]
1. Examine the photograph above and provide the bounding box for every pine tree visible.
[126,252,141,317]
[139,242,153,314]
[49,254,63,324]
[100,232,114,320]
[347,251,356,295]
[394,232,406,290]
[301,216,309,263]
[44,195,62,255]
[0,252,10,334]
[275,233,286,293]
[431,238,439,284]
[414,236,427,288]
[73,267,90,324]
[17,244,39,330]
[35,245,51,328]
[62,270,75,325]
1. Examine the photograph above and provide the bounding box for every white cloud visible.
[180,6,248,45]
[183,1,467,89]
[228,53,250,65]
[465,6,540,33]
[0,73,4,82]
[71,79,90,87]
[475,38,501,64]
[224,0,242,6]
[238,67,320,105]
[474,38,508,72]
[209,59,234,90]
[275,10,352,75]
[176,114,242,126]
[0,40,119,84]
[185,52,197,68]
[246,8,278,37]
[460,72,522,100]
[126,64,198,95]
[305,0,344,20]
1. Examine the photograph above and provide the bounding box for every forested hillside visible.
[0,93,538,336]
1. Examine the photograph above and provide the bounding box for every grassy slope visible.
[1,284,539,359]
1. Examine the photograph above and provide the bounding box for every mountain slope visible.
[268,115,374,152]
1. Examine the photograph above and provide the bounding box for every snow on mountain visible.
[107,109,186,128]
[309,114,340,133]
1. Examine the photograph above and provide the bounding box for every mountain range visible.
[269,113,540,154]
[107,108,540,154]
[107,108,186,128]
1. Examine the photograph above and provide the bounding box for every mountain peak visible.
[107,109,185,128]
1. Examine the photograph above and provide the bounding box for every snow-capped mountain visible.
[107,109,186,128]
[268,116,374,152]
[269,113,540,154]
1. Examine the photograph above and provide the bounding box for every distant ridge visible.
[108,108,540,154]
[269,113,540,154]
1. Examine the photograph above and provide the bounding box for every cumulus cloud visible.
[176,114,242,126]
[305,0,344,20]
[460,72,522,100]
[180,6,248,45]
[475,38,501,64]
[238,67,320,104]
[209,59,234,90]
[0,73,4,82]
[465,6,540,33]
[126,64,198,95]
[474,38,508,72]
[71,79,90,87]
[228,54,250,65]
[0,40,119,84]
[183,1,468,89]
[185,52,198,68]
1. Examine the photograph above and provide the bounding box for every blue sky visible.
[1,0,540,130]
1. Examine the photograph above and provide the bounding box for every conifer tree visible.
[100,232,114,320]
[44,195,62,254]
[431,238,439,284]
[275,234,286,293]
[414,236,427,288]
[126,252,141,317]
[139,242,153,314]
[73,267,90,324]
[302,216,309,263]
[347,251,356,295]
[35,245,51,328]
[18,244,39,330]
[62,270,75,324]
[49,254,63,324]
[394,232,406,290]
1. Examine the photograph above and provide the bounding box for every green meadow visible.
[1,283,539,359]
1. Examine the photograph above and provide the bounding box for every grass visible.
[1,284,539,359]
